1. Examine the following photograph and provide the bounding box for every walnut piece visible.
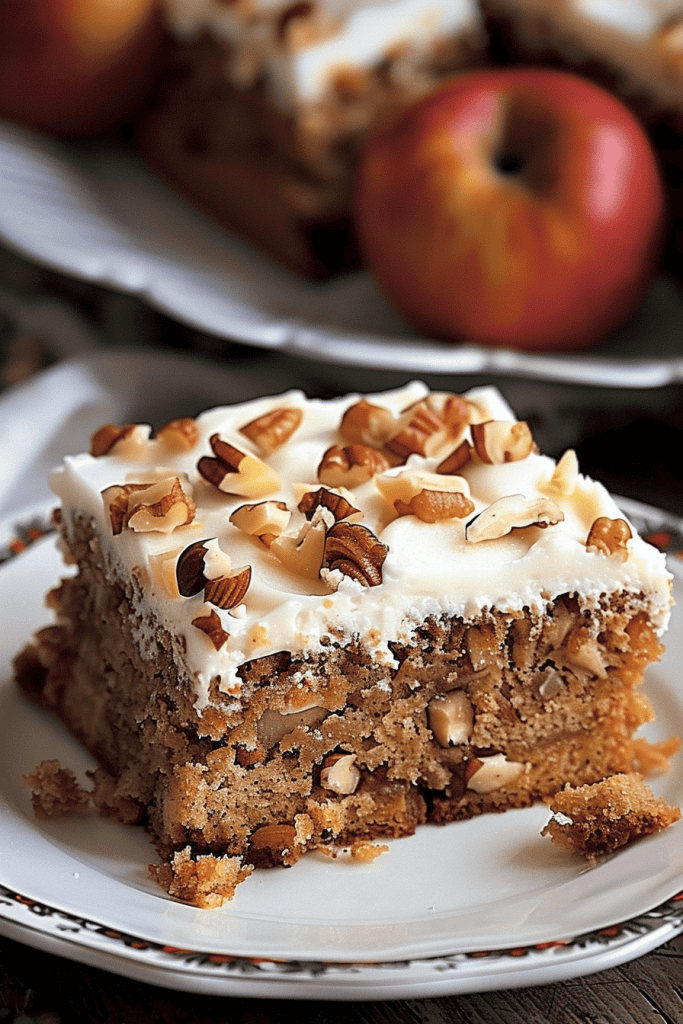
[540,449,579,498]
[466,494,564,543]
[90,423,137,457]
[377,468,473,522]
[428,691,473,747]
[320,753,361,795]
[317,444,390,488]
[239,406,303,453]
[102,477,195,535]
[466,754,525,794]
[436,440,473,475]
[156,417,199,452]
[340,400,395,446]
[198,434,280,497]
[385,400,447,460]
[471,420,535,464]
[229,500,291,546]
[586,517,632,559]
[191,607,229,650]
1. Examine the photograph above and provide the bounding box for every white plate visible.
[1,501,683,999]
[1,120,683,386]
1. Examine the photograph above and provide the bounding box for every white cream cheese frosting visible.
[51,383,673,712]
[162,0,481,106]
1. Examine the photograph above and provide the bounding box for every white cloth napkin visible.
[0,348,296,522]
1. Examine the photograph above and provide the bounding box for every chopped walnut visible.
[197,434,281,497]
[239,406,303,453]
[229,500,291,546]
[377,467,474,522]
[156,417,199,452]
[436,440,473,475]
[318,444,390,488]
[191,607,229,650]
[466,494,564,543]
[428,691,473,747]
[586,517,632,560]
[471,420,535,464]
[320,753,361,795]
[540,449,579,498]
[385,400,447,460]
[102,477,195,535]
[466,754,525,794]
[339,400,395,446]
[90,423,137,457]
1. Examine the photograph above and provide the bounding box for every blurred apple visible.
[354,68,666,351]
[0,0,162,137]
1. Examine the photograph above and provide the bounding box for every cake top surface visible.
[51,382,672,710]
[162,0,481,105]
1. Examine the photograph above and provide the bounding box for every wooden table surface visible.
[1,249,683,1024]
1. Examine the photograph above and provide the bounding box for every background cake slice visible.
[15,383,674,906]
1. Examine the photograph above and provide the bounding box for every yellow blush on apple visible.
[354,68,666,352]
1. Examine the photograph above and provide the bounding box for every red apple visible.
[354,68,666,351]
[0,0,163,138]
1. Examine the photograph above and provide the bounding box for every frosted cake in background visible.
[15,383,676,907]
[139,0,488,276]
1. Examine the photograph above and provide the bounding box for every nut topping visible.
[340,400,395,446]
[385,400,446,460]
[466,494,564,543]
[156,417,199,452]
[320,753,361,795]
[471,420,535,464]
[90,423,137,457]
[540,449,579,498]
[317,444,390,488]
[428,691,473,747]
[586,517,632,559]
[297,487,362,523]
[102,477,195,535]
[239,406,303,453]
[229,501,291,546]
[197,434,281,497]
[270,507,331,579]
[377,469,473,522]
[191,607,229,650]
[436,440,473,475]
[176,539,252,608]
[322,522,387,587]
[466,753,525,794]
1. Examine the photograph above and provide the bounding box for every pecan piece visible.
[191,608,229,650]
[197,434,280,497]
[102,478,195,535]
[437,440,473,475]
[239,406,303,453]
[297,487,362,523]
[322,522,387,587]
[385,400,446,460]
[377,468,473,522]
[176,538,251,609]
[586,517,632,559]
[317,444,390,488]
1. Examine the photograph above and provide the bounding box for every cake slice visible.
[139,0,488,276]
[15,383,674,907]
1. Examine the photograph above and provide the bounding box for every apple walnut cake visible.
[15,383,675,906]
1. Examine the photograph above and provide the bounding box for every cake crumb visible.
[150,846,254,909]
[542,773,680,861]
[23,759,90,819]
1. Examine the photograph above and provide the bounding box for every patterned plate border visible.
[1,882,683,982]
